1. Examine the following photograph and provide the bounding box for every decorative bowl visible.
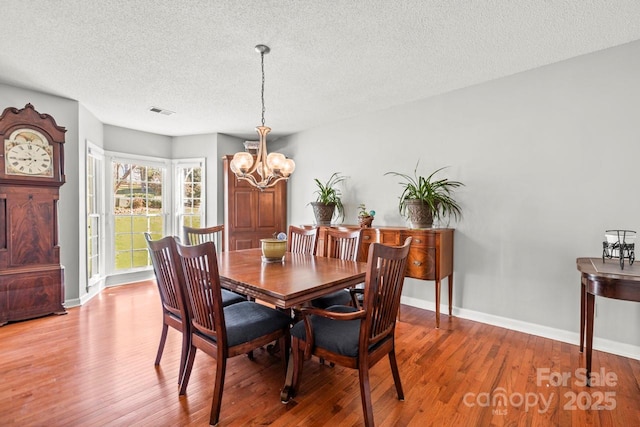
[261,238,287,262]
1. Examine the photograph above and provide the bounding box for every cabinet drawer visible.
[400,232,436,248]
[360,229,378,243]
[405,247,435,280]
[380,230,400,245]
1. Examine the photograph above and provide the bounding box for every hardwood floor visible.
[0,280,638,426]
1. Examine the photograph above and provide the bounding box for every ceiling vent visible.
[148,106,175,116]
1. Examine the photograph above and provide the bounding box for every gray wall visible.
[216,134,248,226]
[104,125,172,158]
[0,84,81,302]
[172,133,219,225]
[171,132,246,227]
[280,40,640,355]
[77,104,104,303]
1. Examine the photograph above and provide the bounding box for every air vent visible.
[148,106,175,116]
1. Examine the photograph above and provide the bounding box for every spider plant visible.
[311,172,346,222]
[385,164,463,223]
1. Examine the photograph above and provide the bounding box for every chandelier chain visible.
[261,50,266,126]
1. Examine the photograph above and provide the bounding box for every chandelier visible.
[229,44,295,189]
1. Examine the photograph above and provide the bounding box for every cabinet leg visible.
[448,273,453,316]
[435,279,441,328]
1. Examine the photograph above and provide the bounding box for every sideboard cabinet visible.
[312,225,454,328]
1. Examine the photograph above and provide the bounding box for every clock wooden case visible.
[0,103,66,326]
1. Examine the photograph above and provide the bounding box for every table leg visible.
[435,278,441,329]
[280,347,295,403]
[585,292,595,387]
[579,277,586,353]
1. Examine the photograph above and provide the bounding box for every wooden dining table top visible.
[217,248,367,309]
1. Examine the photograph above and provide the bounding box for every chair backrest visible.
[361,237,412,351]
[183,225,224,246]
[287,226,318,254]
[175,241,227,344]
[144,233,186,318]
[321,228,362,261]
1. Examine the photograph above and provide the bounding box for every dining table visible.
[216,247,368,402]
[217,248,367,309]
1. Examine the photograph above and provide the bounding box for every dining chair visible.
[183,224,224,246]
[144,233,246,389]
[175,240,292,426]
[288,237,412,427]
[287,225,318,255]
[310,228,362,308]
[144,233,191,388]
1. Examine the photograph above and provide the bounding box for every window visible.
[111,160,166,271]
[86,143,104,288]
[101,154,204,277]
[174,160,205,232]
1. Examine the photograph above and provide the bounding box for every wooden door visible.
[223,155,287,251]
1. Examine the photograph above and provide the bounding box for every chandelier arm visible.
[236,171,281,190]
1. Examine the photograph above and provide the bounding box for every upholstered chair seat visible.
[198,301,291,347]
[291,305,359,356]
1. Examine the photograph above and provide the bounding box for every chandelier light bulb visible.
[231,152,254,173]
[282,159,296,177]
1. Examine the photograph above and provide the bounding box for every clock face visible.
[4,129,54,177]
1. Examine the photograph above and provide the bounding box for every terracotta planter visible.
[358,215,374,228]
[404,199,434,228]
[311,202,336,226]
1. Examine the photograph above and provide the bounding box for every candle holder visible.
[602,229,636,270]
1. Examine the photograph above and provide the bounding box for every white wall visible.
[280,41,640,356]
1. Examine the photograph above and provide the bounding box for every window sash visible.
[106,153,171,274]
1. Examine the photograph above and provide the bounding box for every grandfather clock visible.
[0,104,66,325]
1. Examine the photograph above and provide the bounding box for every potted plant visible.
[357,203,376,228]
[385,164,463,228]
[310,172,346,225]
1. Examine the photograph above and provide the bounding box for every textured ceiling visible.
[2,1,640,138]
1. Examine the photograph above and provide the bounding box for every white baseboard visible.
[400,296,640,361]
[64,272,154,308]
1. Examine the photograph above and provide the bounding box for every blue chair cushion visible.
[310,289,352,309]
[291,305,361,357]
[221,288,246,307]
[199,301,291,348]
